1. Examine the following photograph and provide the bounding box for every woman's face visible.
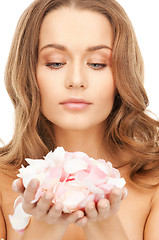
[36,7,116,131]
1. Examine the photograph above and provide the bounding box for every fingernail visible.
[45,192,53,200]
[101,200,109,208]
[78,212,84,218]
[55,203,62,210]
[12,179,19,191]
[123,188,128,199]
[88,203,94,209]
[31,180,38,189]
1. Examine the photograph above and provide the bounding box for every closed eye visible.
[45,62,107,70]
[88,63,107,70]
[45,62,66,69]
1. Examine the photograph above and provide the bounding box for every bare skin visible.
[0,164,158,240]
[0,7,159,240]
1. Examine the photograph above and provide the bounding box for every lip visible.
[60,97,92,110]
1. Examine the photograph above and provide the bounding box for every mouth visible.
[60,97,92,110]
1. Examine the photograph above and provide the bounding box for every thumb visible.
[12,178,25,193]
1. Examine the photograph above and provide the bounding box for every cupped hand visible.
[75,187,128,227]
[12,179,127,227]
[12,178,84,225]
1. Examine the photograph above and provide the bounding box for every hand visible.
[13,178,84,226]
[76,187,128,227]
[12,179,127,227]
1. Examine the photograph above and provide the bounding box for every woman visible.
[0,0,159,239]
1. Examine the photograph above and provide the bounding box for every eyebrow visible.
[40,43,112,52]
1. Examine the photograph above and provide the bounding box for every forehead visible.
[39,7,113,53]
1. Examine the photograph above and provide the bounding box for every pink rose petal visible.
[10,147,126,232]
[86,165,108,186]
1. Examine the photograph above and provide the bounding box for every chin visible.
[53,119,106,132]
[57,124,93,131]
[47,113,108,132]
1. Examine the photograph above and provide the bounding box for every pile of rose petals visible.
[9,147,126,232]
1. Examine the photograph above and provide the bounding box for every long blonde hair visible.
[0,0,159,186]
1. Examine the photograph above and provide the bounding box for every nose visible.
[65,63,88,89]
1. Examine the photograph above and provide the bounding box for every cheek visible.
[95,73,116,106]
[36,74,55,118]
[37,68,51,95]
[95,75,116,122]
[36,67,59,103]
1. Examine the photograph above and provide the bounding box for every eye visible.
[45,62,66,69]
[88,63,107,70]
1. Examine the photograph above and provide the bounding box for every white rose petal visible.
[107,177,126,188]
[10,147,126,232]
[64,158,88,173]
[9,203,31,231]
[47,147,65,167]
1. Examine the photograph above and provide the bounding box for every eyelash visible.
[45,62,107,70]
[45,62,66,69]
[88,63,107,70]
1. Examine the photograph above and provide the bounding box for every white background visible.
[0,0,159,145]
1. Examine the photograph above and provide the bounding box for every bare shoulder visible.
[0,204,6,239]
[0,170,15,196]
[0,171,20,240]
[144,183,159,240]
[118,166,158,240]
[0,171,10,239]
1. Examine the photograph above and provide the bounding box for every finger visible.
[66,210,84,224]
[109,188,122,212]
[12,178,25,193]
[76,216,88,227]
[85,201,98,219]
[22,179,40,214]
[97,198,110,217]
[47,202,63,224]
[35,191,53,220]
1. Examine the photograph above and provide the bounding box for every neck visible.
[54,125,108,160]
[53,125,132,168]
